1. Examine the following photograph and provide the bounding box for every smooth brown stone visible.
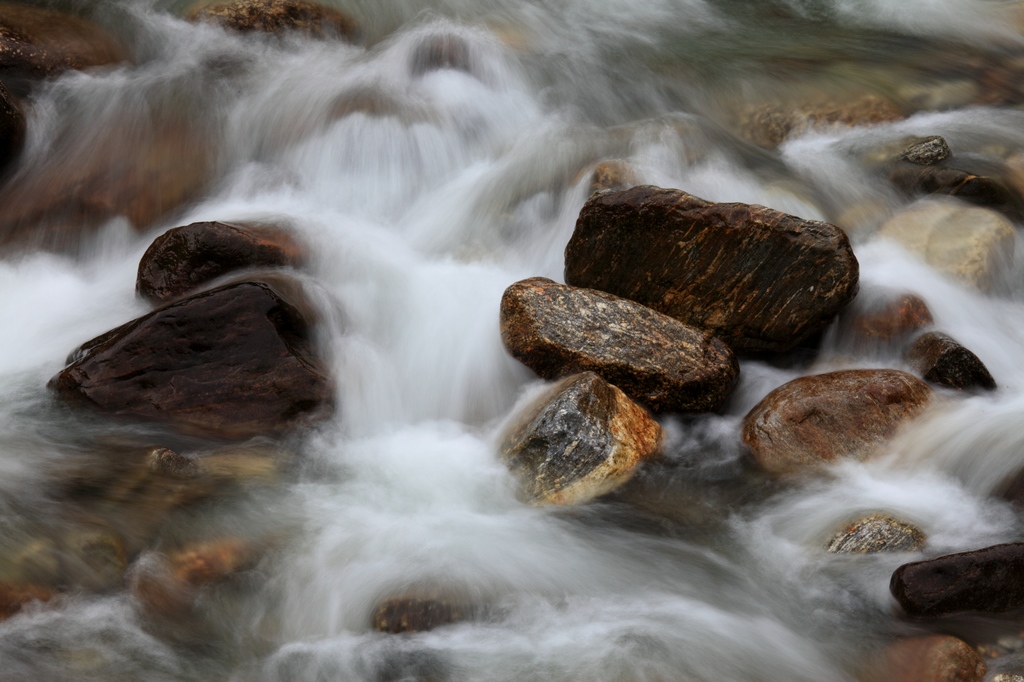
[137,221,306,304]
[852,293,933,342]
[499,278,738,413]
[187,0,360,41]
[742,369,932,474]
[891,543,1024,617]
[500,372,662,506]
[826,513,925,554]
[0,80,24,174]
[50,279,333,439]
[865,636,986,682]
[0,4,126,89]
[0,582,55,621]
[890,163,1024,221]
[907,332,996,391]
[565,185,859,354]
[373,596,467,634]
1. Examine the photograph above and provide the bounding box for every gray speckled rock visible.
[564,185,859,354]
[499,372,662,506]
[499,278,738,413]
[899,136,951,166]
[825,513,925,554]
[907,331,996,391]
[742,369,933,474]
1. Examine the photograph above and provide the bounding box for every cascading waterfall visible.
[1,0,1024,680]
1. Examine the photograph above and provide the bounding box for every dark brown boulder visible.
[564,186,859,354]
[0,80,24,175]
[186,0,360,41]
[890,163,1024,221]
[851,292,933,343]
[49,279,333,439]
[890,543,1024,617]
[499,278,738,413]
[372,595,468,634]
[865,635,986,682]
[137,221,306,304]
[742,369,932,474]
[906,332,996,391]
[0,4,127,91]
[499,372,662,505]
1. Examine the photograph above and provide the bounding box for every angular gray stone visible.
[825,513,926,554]
[899,136,951,165]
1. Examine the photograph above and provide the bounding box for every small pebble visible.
[899,135,952,165]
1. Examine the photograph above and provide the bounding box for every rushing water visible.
[3,0,1024,680]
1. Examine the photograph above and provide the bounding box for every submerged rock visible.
[890,163,1024,221]
[848,291,933,345]
[136,220,306,304]
[499,277,738,413]
[186,0,360,41]
[0,3,127,90]
[737,94,904,147]
[564,185,859,354]
[825,513,925,554]
[59,526,127,592]
[878,200,1015,291]
[899,136,952,166]
[742,369,932,474]
[499,372,662,505]
[0,582,55,621]
[50,279,333,439]
[410,34,472,76]
[865,635,986,682]
[587,160,637,194]
[906,331,996,391]
[891,543,1024,617]
[372,595,468,634]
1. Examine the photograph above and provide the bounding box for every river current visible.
[2,0,1024,680]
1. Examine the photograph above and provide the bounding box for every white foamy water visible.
[1,0,1024,680]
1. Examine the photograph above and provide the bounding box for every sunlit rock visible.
[742,369,932,475]
[499,373,662,505]
[878,200,1015,291]
[906,331,996,391]
[899,136,952,166]
[137,220,306,304]
[864,635,986,682]
[891,543,1024,617]
[50,279,333,439]
[825,513,925,554]
[186,0,360,42]
[565,185,859,354]
[0,3,127,91]
[500,278,738,413]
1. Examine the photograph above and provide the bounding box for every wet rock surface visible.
[737,94,904,147]
[187,0,360,41]
[372,595,469,634]
[866,635,986,682]
[890,163,1024,221]
[499,277,738,413]
[0,3,127,90]
[891,543,1024,617]
[49,279,333,439]
[906,331,996,391]
[825,513,926,554]
[136,220,306,304]
[742,369,933,474]
[899,136,952,166]
[0,582,55,621]
[878,200,1015,291]
[847,291,934,346]
[564,185,859,354]
[410,34,472,76]
[499,372,662,505]
[0,80,24,175]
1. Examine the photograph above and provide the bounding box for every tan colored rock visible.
[565,185,859,354]
[742,369,933,474]
[588,160,637,194]
[187,0,360,41]
[499,278,738,413]
[738,94,904,147]
[825,513,925,554]
[500,373,662,505]
[0,4,127,88]
[878,200,1016,291]
[865,636,985,682]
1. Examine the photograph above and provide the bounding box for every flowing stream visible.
[3,0,1024,680]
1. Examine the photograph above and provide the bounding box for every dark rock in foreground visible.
[742,369,932,474]
[187,0,360,41]
[825,513,925,554]
[137,220,306,304]
[50,279,333,439]
[906,331,996,391]
[899,136,952,166]
[499,372,661,505]
[891,543,1024,617]
[564,185,859,354]
[500,277,738,413]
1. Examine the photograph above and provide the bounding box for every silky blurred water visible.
[1,0,1024,680]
